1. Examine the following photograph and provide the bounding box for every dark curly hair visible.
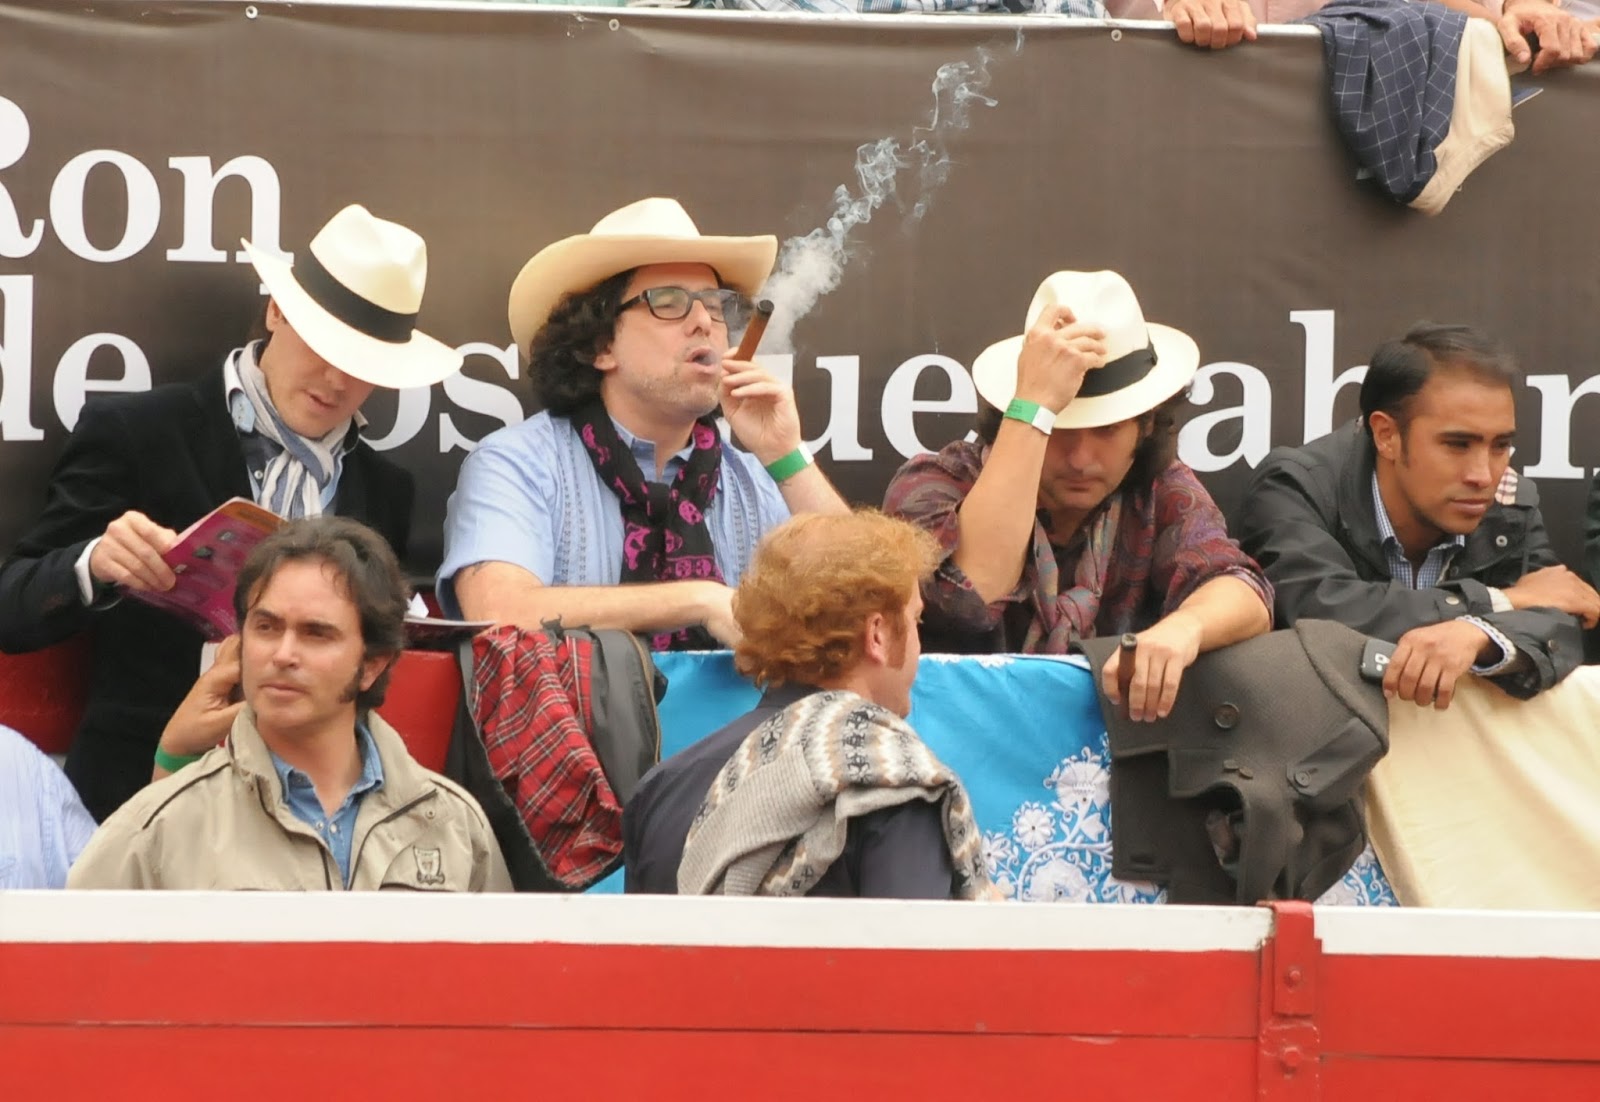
[527,270,635,416]
[974,387,1189,493]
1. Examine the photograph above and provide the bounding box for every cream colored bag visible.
[1369,668,1600,910]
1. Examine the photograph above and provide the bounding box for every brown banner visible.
[1,0,1597,573]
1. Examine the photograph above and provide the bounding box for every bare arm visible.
[951,305,1106,603]
[774,461,850,517]
[1102,576,1271,722]
[720,357,850,516]
[453,561,740,644]
[951,420,1052,603]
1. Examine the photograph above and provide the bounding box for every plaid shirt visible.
[1301,0,1467,204]
[885,441,1272,653]
[471,626,621,889]
[1370,473,1514,674]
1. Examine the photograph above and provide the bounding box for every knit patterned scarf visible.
[571,401,725,651]
[677,689,998,899]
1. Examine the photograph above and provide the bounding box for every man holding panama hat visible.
[0,204,459,820]
[438,197,847,650]
[885,270,1272,722]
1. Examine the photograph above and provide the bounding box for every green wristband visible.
[764,446,813,483]
[153,746,203,773]
[1004,398,1055,435]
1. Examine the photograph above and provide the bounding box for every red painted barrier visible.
[2,895,1598,1100]
[0,634,91,756]
[375,650,460,772]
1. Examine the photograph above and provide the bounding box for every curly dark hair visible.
[974,387,1189,493]
[527,269,635,416]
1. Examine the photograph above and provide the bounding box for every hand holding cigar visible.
[1116,632,1138,722]
[731,299,774,362]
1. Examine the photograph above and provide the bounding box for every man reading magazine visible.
[0,205,459,821]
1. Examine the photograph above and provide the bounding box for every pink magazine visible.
[401,615,493,651]
[126,497,283,641]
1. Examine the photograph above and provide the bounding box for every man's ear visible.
[861,611,890,667]
[592,339,618,374]
[360,652,396,693]
[1369,410,1402,462]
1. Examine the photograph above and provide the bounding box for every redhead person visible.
[623,511,993,900]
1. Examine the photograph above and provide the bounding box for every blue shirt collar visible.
[267,721,385,806]
[608,414,696,480]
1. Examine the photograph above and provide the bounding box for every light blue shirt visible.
[436,411,790,616]
[0,725,97,889]
[268,723,385,888]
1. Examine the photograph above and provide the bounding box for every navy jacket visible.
[623,683,954,898]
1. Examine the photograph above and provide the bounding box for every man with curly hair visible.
[437,198,848,651]
[884,271,1273,723]
[622,511,990,899]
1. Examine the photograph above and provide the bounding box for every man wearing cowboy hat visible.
[884,270,1272,722]
[438,197,847,650]
[0,204,460,821]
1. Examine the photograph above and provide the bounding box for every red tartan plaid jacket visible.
[469,626,621,888]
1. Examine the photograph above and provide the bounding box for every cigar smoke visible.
[760,48,1001,353]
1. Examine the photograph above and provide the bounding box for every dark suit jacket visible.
[0,369,413,821]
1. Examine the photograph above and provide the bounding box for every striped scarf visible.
[226,342,353,520]
[677,689,998,899]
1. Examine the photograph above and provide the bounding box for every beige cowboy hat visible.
[507,197,778,354]
[971,270,1200,430]
[241,205,462,389]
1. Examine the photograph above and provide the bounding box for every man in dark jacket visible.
[1238,322,1599,706]
[624,510,990,900]
[0,205,460,820]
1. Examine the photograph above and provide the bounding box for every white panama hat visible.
[970,270,1200,430]
[507,197,778,354]
[241,204,461,389]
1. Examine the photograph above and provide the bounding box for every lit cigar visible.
[1117,632,1138,720]
[733,299,775,361]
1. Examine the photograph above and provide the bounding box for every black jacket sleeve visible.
[0,401,139,652]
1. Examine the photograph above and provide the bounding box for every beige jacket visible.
[68,709,512,892]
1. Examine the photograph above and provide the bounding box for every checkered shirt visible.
[1302,0,1467,204]
[1370,473,1513,674]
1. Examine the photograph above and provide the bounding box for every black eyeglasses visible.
[619,286,754,330]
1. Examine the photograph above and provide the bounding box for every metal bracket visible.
[1257,900,1322,1100]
